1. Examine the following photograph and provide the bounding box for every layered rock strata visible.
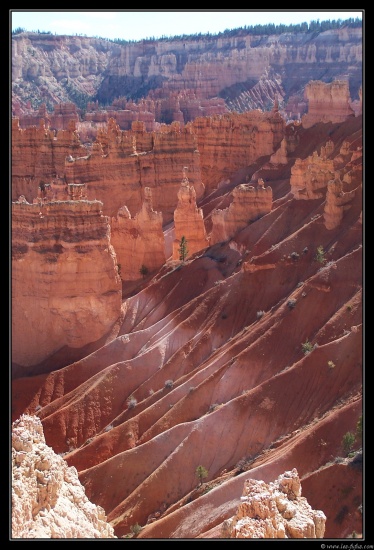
[172,169,209,260]
[12,198,121,367]
[64,118,204,222]
[12,414,116,539]
[12,117,87,203]
[290,147,335,200]
[302,80,356,129]
[221,469,326,538]
[191,111,285,193]
[210,181,272,245]
[111,187,166,280]
[324,177,358,230]
[12,28,362,119]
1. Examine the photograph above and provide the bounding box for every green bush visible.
[301,339,314,355]
[342,431,355,455]
[195,465,209,486]
[315,245,326,264]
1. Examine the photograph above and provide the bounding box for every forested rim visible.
[11,16,362,44]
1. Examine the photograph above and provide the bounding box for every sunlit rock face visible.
[172,169,209,260]
[12,414,117,539]
[111,187,166,280]
[11,198,122,368]
[221,469,326,539]
[210,181,272,245]
[301,80,356,129]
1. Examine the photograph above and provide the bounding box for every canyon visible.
[11,23,363,540]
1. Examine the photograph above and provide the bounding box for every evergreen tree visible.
[178,236,188,262]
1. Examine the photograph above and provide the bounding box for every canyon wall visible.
[191,110,285,193]
[11,198,122,368]
[12,27,362,118]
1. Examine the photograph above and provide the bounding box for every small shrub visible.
[117,263,121,276]
[127,396,137,409]
[301,339,314,355]
[287,299,297,309]
[256,310,265,319]
[164,379,174,389]
[328,360,336,369]
[302,247,309,254]
[195,465,209,486]
[347,304,353,311]
[130,523,142,536]
[315,245,326,264]
[104,424,113,432]
[221,312,228,319]
[356,415,363,439]
[342,431,355,455]
[290,251,299,261]
[139,264,149,278]
[208,403,219,413]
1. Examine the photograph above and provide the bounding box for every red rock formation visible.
[324,178,358,230]
[210,181,272,245]
[12,28,362,119]
[191,111,285,193]
[290,149,335,200]
[11,117,88,203]
[302,80,356,129]
[111,187,166,280]
[11,114,362,540]
[172,168,209,260]
[64,118,204,222]
[221,469,326,538]
[12,198,121,369]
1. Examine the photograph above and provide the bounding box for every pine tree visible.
[178,236,188,262]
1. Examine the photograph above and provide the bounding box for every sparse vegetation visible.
[129,523,143,536]
[127,396,137,409]
[301,339,314,355]
[342,431,356,455]
[195,465,209,486]
[315,245,326,264]
[178,236,189,262]
[356,415,363,440]
[290,251,299,261]
[139,264,149,278]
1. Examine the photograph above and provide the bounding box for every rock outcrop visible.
[302,80,356,129]
[191,111,284,194]
[290,146,335,200]
[221,469,326,538]
[210,181,272,245]
[111,187,166,280]
[11,198,121,368]
[12,414,116,539]
[172,169,209,260]
[324,177,358,230]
